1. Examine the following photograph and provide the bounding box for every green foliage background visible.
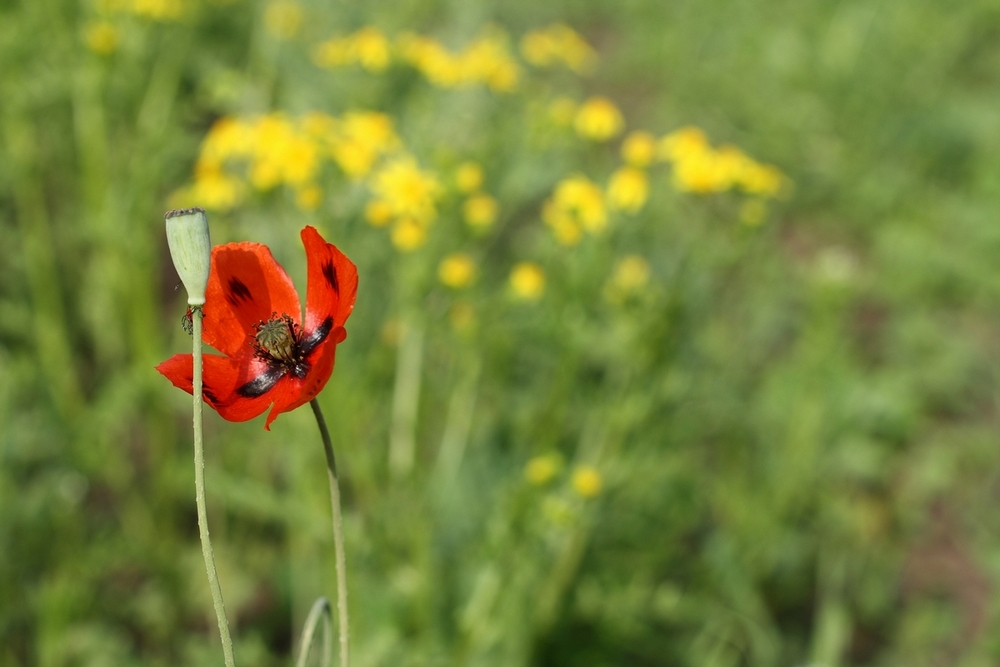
[3,0,1000,665]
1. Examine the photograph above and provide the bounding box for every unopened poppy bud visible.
[165,207,212,306]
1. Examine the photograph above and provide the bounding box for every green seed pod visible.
[165,207,212,306]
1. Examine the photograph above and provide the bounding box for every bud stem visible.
[192,307,237,667]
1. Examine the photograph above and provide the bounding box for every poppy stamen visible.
[254,313,300,363]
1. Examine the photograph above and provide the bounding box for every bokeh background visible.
[3,0,1000,665]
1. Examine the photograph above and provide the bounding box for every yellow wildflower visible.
[525,454,562,485]
[672,147,732,194]
[200,117,254,164]
[548,24,597,73]
[264,1,302,39]
[572,466,602,498]
[190,164,245,211]
[658,126,709,162]
[84,21,119,55]
[714,145,754,189]
[621,131,657,167]
[455,162,483,193]
[391,218,428,251]
[438,254,476,289]
[520,24,596,73]
[312,37,353,68]
[295,184,322,211]
[371,156,442,223]
[460,33,520,92]
[313,27,391,71]
[130,0,183,20]
[279,136,319,185]
[330,112,399,179]
[510,262,545,300]
[548,97,578,127]
[544,209,583,246]
[397,33,463,87]
[249,159,282,190]
[737,162,784,198]
[574,96,624,141]
[353,27,392,72]
[544,175,607,237]
[463,194,498,230]
[248,114,318,188]
[365,200,394,227]
[520,30,554,66]
[398,31,518,91]
[607,167,648,214]
[341,112,398,152]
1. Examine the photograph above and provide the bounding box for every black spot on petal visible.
[203,386,219,405]
[227,278,253,307]
[322,261,339,295]
[237,367,286,398]
[300,316,333,356]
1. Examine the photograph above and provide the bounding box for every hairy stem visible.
[310,399,350,667]
[192,308,236,667]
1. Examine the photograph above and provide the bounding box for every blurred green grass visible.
[3,0,1000,666]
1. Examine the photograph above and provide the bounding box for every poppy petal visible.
[265,328,344,429]
[156,352,283,423]
[301,226,358,333]
[202,242,302,356]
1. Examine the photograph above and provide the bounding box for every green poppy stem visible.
[310,399,350,667]
[192,307,237,667]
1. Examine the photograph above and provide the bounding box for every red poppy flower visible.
[157,226,358,430]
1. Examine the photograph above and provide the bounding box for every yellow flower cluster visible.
[574,96,624,142]
[313,27,391,72]
[96,0,184,21]
[571,466,603,498]
[438,254,476,289]
[177,111,402,213]
[398,30,520,92]
[659,126,785,197]
[621,131,657,167]
[453,162,499,232]
[520,24,596,73]
[542,175,607,245]
[606,167,649,214]
[84,21,119,55]
[601,131,659,214]
[510,262,545,301]
[314,28,521,92]
[368,157,443,251]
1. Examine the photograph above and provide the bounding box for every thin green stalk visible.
[433,355,481,484]
[295,597,332,667]
[389,320,424,479]
[310,399,350,667]
[192,308,236,667]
